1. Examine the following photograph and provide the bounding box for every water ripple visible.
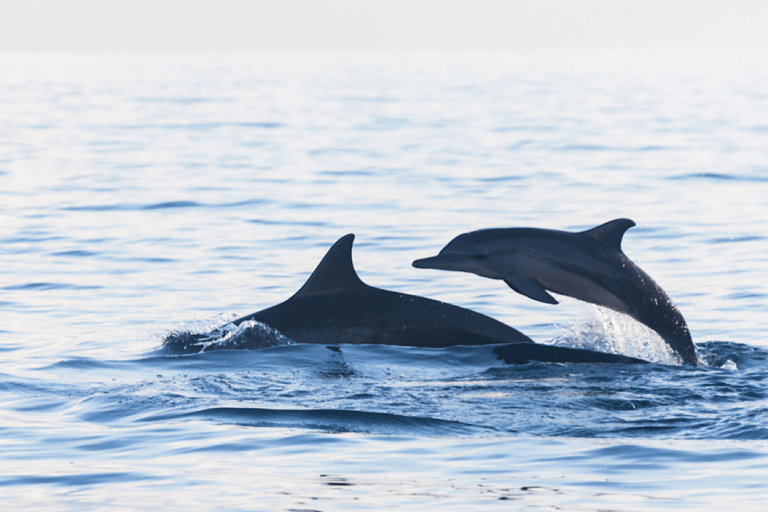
[143,406,492,436]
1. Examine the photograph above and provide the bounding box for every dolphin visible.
[230,234,533,348]
[412,219,698,365]
[163,234,644,364]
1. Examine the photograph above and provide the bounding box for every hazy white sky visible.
[1,0,766,52]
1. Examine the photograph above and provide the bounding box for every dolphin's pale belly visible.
[495,255,631,314]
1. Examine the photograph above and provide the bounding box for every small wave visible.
[698,341,768,370]
[708,236,766,244]
[0,342,21,352]
[557,144,613,151]
[0,472,150,488]
[142,201,202,210]
[668,172,768,183]
[137,257,177,263]
[583,443,764,464]
[64,199,267,212]
[51,250,98,257]
[477,175,526,183]
[142,406,491,436]
[248,218,327,227]
[43,358,118,371]
[63,205,121,211]
[135,96,222,104]
[1,282,101,291]
[67,199,203,212]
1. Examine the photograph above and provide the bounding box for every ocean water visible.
[1,51,767,510]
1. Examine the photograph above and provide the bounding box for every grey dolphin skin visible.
[164,234,645,364]
[413,219,698,366]
[232,234,532,348]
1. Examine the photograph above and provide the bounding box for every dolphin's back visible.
[250,287,532,347]
[236,234,533,348]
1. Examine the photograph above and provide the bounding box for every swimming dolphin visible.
[412,219,698,365]
[163,234,644,364]
[164,234,530,353]
[231,234,533,348]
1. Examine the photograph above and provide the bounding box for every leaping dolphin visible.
[412,219,698,365]
[163,234,645,364]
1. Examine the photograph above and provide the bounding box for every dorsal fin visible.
[580,218,636,250]
[294,234,365,296]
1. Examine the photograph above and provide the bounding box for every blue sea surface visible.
[1,51,767,510]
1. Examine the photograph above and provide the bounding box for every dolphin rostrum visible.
[163,234,645,364]
[412,219,698,365]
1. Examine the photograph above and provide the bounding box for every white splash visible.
[160,313,295,354]
[550,300,684,365]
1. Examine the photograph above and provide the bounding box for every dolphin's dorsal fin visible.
[580,219,636,250]
[295,234,365,295]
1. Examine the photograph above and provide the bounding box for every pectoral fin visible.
[503,276,559,304]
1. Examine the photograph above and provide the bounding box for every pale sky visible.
[1,0,767,52]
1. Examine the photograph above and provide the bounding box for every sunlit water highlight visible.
[1,51,767,510]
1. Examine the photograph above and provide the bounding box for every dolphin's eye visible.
[474,254,488,261]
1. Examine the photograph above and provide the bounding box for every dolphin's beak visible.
[412,253,464,270]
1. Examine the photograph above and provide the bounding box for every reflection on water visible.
[1,51,767,510]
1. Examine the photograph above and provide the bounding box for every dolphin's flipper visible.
[503,276,559,304]
[579,218,636,250]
